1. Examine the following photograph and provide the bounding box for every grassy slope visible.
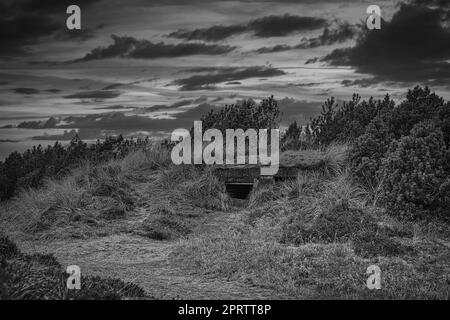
[1,143,449,299]
[0,235,149,299]
[0,143,230,241]
[174,144,449,299]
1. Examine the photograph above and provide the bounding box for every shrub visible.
[0,135,153,202]
[200,96,280,132]
[280,121,314,151]
[350,115,393,185]
[307,94,394,146]
[388,86,445,139]
[379,121,450,219]
[437,101,450,148]
[0,236,20,259]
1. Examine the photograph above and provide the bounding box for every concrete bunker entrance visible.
[225,183,254,199]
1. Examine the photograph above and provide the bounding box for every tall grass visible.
[181,167,231,211]
[175,158,449,299]
[0,148,165,236]
[279,143,349,174]
[321,143,350,175]
[0,142,234,238]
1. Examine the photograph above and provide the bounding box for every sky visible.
[0,0,449,158]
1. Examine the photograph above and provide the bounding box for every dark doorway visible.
[225,183,253,199]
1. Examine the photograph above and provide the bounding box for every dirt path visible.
[17,208,290,299]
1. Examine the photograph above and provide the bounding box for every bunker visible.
[215,149,329,199]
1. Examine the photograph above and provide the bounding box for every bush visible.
[280,121,314,151]
[388,86,445,139]
[437,101,450,148]
[0,236,20,259]
[350,115,393,185]
[307,94,394,146]
[0,135,153,202]
[200,96,280,132]
[379,121,450,219]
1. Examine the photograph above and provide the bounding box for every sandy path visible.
[17,209,290,299]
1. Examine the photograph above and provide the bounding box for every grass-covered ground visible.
[0,235,149,299]
[0,143,448,299]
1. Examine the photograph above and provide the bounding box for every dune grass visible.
[0,144,203,237]
[0,142,233,241]
[174,144,449,299]
[280,143,349,173]
[0,235,150,300]
[1,141,448,299]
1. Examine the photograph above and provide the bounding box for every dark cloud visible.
[72,35,236,62]
[193,95,208,103]
[144,99,194,112]
[256,45,293,54]
[32,128,102,141]
[44,89,62,93]
[172,66,286,90]
[248,14,327,37]
[169,25,247,42]
[0,139,20,143]
[341,78,385,88]
[0,0,101,56]
[57,102,219,132]
[256,22,357,53]
[321,2,450,85]
[53,28,97,42]
[102,83,124,90]
[20,0,100,14]
[64,90,121,99]
[170,99,194,108]
[94,105,136,110]
[144,0,359,5]
[169,14,327,41]
[304,57,319,64]
[12,87,40,94]
[298,22,357,48]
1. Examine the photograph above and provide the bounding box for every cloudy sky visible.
[0,0,449,158]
